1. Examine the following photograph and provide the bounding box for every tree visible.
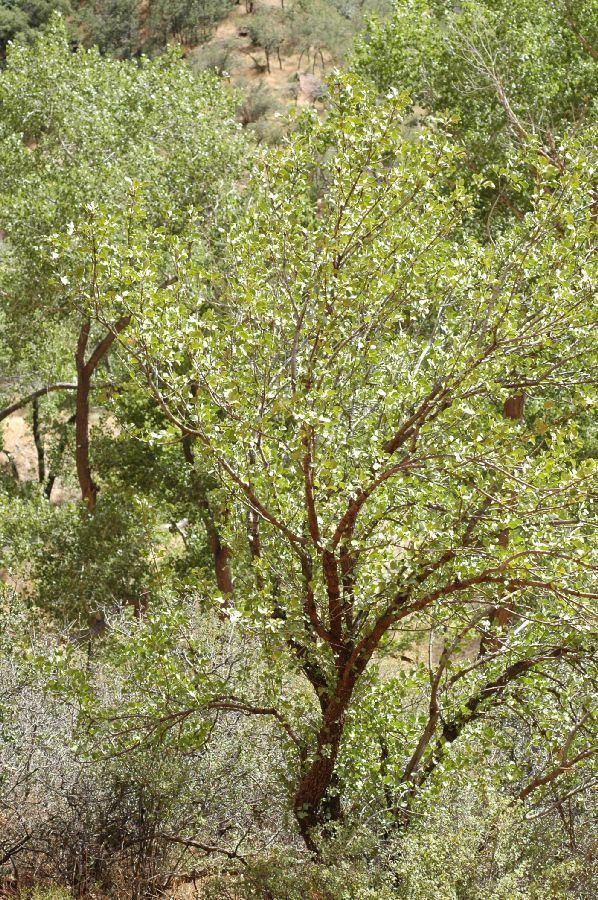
[77,0,141,58]
[286,0,353,70]
[145,0,234,51]
[248,8,286,73]
[0,18,246,510]
[0,0,71,58]
[108,76,596,847]
[354,0,598,222]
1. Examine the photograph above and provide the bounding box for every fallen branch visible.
[160,833,248,866]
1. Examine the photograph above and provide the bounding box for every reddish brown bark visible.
[75,322,97,510]
[208,523,234,595]
[293,686,354,848]
[74,316,130,511]
[182,435,234,597]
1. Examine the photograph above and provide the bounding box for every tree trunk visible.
[44,413,76,501]
[293,688,353,849]
[182,436,233,597]
[73,315,129,510]
[207,521,234,595]
[31,397,45,483]
[75,323,98,511]
[75,362,97,510]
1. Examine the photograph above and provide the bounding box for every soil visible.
[1,414,36,483]
[191,0,332,113]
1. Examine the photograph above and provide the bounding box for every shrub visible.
[236,81,277,126]
[192,37,241,75]
[77,0,140,58]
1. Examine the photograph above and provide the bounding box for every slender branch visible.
[31,396,45,482]
[323,549,343,645]
[401,609,489,782]
[300,554,333,644]
[207,697,303,750]
[0,383,77,422]
[141,366,308,549]
[563,0,597,60]
[0,833,30,866]
[382,382,445,455]
[524,778,598,820]
[517,746,597,803]
[331,455,419,548]
[516,711,597,803]
[302,426,322,549]
[160,833,247,865]
[414,647,575,787]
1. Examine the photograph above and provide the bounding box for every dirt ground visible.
[192,0,332,111]
[1,414,36,482]
[0,410,92,504]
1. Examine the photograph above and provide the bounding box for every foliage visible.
[88,72,597,848]
[355,0,598,220]
[281,0,392,67]
[0,0,71,57]
[77,0,140,58]
[286,0,354,64]
[144,0,235,51]
[0,488,166,620]
[192,36,241,75]
[236,79,278,125]
[0,17,246,510]
[0,8,595,896]
[0,17,242,370]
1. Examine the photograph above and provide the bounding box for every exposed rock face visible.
[299,73,325,103]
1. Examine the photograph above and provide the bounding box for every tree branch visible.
[159,833,247,865]
[0,383,77,422]
[85,315,131,376]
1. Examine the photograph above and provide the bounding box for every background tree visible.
[77,0,140,58]
[145,0,235,51]
[0,17,246,510]
[248,7,286,73]
[355,0,598,222]
[286,0,352,69]
[0,0,71,58]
